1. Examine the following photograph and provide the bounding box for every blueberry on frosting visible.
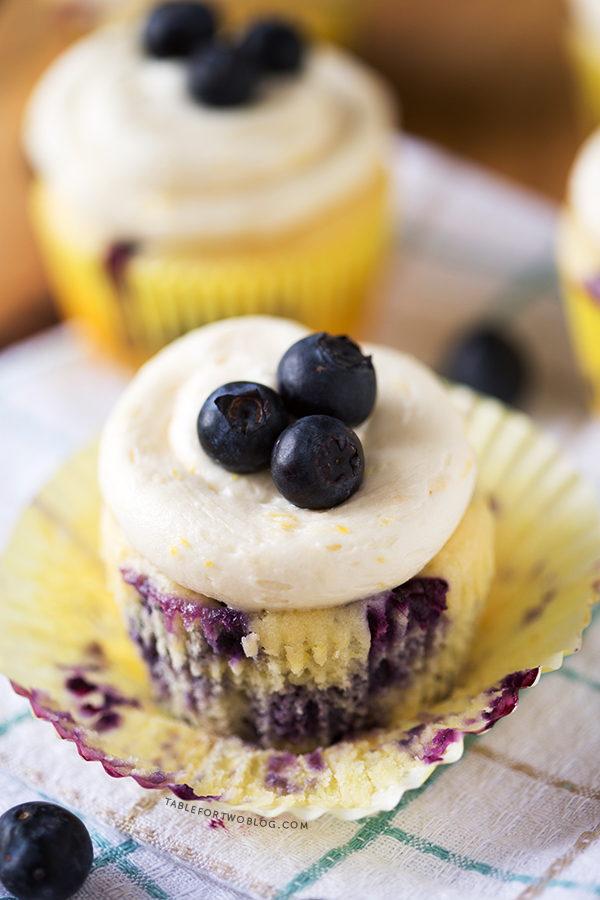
[277,332,377,426]
[271,415,365,509]
[197,381,288,472]
[188,43,258,107]
[143,2,217,58]
[239,19,305,74]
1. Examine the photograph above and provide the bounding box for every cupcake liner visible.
[558,272,600,415]
[0,388,598,820]
[30,174,389,368]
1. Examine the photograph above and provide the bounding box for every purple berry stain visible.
[122,568,204,632]
[481,669,539,730]
[104,241,137,293]
[265,751,298,794]
[199,607,249,661]
[305,748,326,772]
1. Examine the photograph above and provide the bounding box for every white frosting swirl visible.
[569,0,600,45]
[98,317,477,611]
[567,127,600,249]
[23,23,392,245]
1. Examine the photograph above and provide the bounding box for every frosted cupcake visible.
[558,127,600,414]
[566,0,600,127]
[98,316,494,751]
[23,4,393,367]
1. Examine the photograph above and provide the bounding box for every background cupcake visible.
[566,0,600,128]
[557,126,600,414]
[23,3,394,367]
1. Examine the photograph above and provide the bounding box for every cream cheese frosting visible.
[98,317,477,611]
[569,0,600,46]
[560,127,600,278]
[23,22,392,247]
[567,127,600,250]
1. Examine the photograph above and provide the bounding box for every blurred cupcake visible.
[23,3,394,366]
[557,126,600,414]
[98,316,493,752]
[566,0,600,127]
[44,0,365,46]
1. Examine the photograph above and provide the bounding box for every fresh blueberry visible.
[197,381,288,473]
[277,333,377,427]
[143,2,216,58]
[271,415,364,509]
[444,326,528,405]
[188,42,258,106]
[239,19,305,73]
[0,802,93,900]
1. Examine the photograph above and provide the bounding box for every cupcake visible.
[557,126,600,414]
[23,4,393,367]
[566,0,600,127]
[98,315,494,752]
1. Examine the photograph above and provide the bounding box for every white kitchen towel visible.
[0,136,599,900]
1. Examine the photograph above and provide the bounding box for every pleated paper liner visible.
[30,173,389,369]
[0,388,598,820]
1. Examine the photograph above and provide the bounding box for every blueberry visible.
[0,802,93,900]
[188,42,258,106]
[143,2,216,58]
[239,19,305,73]
[277,333,377,427]
[444,326,528,405]
[197,381,288,472]
[271,415,364,509]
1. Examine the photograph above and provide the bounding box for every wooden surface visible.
[0,0,589,349]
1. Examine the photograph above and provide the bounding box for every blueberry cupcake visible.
[98,316,494,751]
[558,126,600,414]
[23,3,394,367]
[566,0,600,126]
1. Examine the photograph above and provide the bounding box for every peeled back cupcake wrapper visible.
[0,387,598,820]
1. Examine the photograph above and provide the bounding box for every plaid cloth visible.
[1,136,599,900]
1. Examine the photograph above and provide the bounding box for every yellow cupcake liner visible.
[0,387,598,820]
[559,272,600,415]
[566,27,600,130]
[30,175,390,368]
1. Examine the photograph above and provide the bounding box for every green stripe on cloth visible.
[275,766,449,900]
[384,827,600,895]
[91,838,171,899]
[0,711,30,738]
[276,757,600,900]
[559,667,600,693]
